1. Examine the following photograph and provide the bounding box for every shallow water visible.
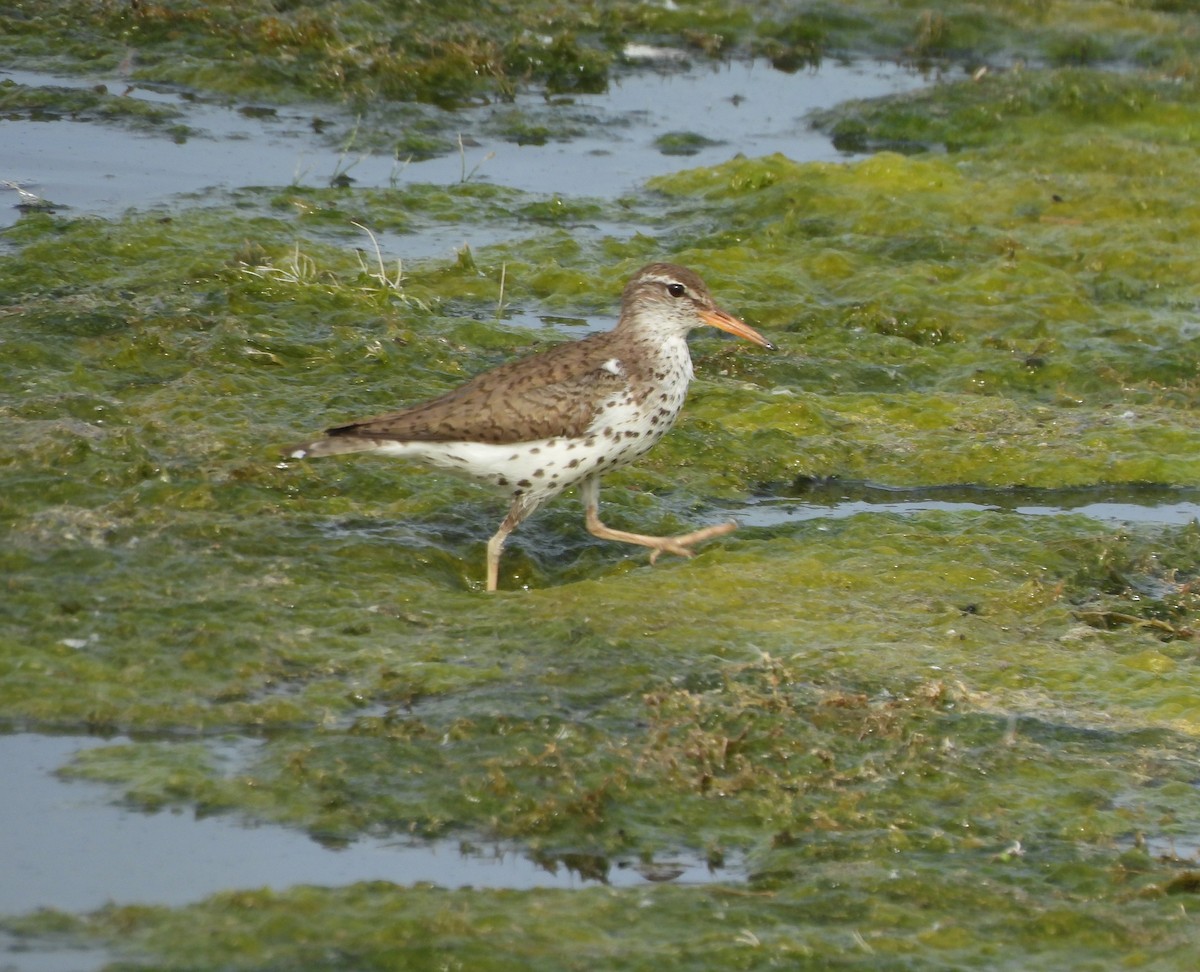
[1,59,929,230]
[0,732,726,917]
[730,483,1200,530]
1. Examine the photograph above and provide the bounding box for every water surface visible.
[2,59,929,228]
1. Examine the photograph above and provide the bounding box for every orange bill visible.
[699,307,774,350]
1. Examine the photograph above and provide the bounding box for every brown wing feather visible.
[326,331,628,445]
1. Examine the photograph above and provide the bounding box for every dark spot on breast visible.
[517,479,532,488]
[567,458,580,469]
[530,447,541,455]
[496,477,509,486]
[533,469,545,478]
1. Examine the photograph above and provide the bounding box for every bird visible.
[285,262,772,591]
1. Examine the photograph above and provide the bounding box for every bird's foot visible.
[645,520,738,564]
[585,508,738,566]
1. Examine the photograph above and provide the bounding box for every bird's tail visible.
[283,436,379,460]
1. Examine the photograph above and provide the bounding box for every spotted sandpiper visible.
[285,262,772,591]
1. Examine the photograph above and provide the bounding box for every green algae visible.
[5,865,1199,971]
[0,0,631,106]
[20,524,1200,963]
[5,1,1200,118]
[0,77,193,137]
[814,67,1200,154]
[654,130,725,156]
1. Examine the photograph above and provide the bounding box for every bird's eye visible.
[666,283,686,298]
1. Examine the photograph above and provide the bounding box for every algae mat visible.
[4,2,1200,969]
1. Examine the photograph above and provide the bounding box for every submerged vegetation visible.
[3,0,1200,969]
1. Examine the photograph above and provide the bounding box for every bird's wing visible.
[326,338,628,445]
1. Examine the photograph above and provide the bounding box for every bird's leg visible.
[485,493,542,592]
[485,521,513,593]
[579,475,737,565]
